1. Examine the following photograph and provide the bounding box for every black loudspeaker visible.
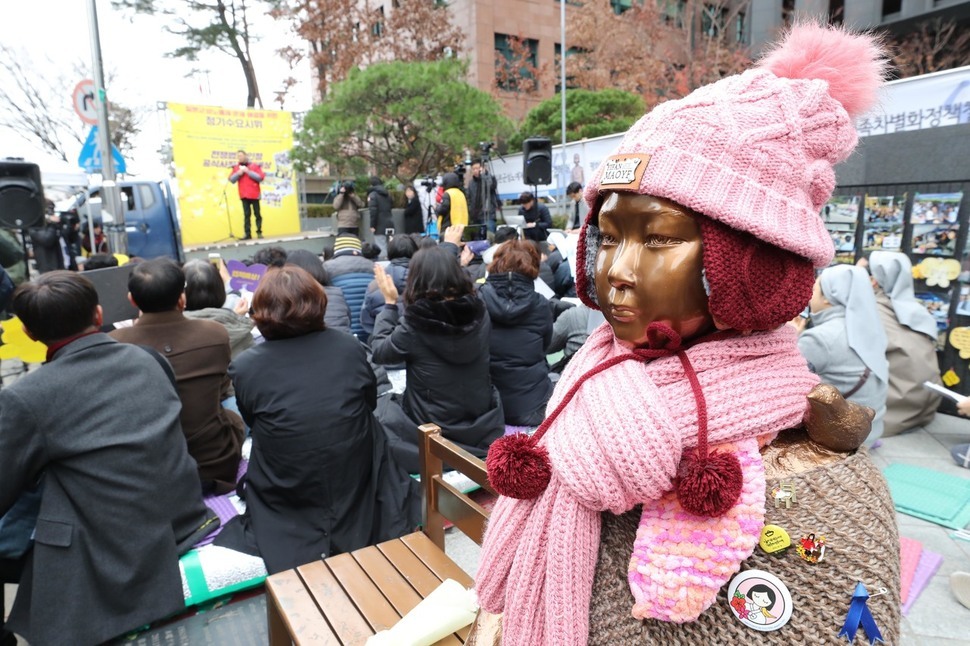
[0,159,45,229]
[523,137,552,186]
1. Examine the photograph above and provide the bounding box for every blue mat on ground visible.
[883,463,970,530]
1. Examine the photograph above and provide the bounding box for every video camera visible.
[420,177,436,192]
[453,162,466,184]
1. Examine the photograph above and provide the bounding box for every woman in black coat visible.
[216,266,384,573]
[371,245,505,472]
[479,240,554,426]
[403,186,424,234]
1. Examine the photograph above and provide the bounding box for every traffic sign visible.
[72,79,98,125]
[77,126,127,174]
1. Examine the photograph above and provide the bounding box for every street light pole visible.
[560,0,568,209]
[86,0,127,254]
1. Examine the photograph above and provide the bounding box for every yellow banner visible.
[168,103,300,245]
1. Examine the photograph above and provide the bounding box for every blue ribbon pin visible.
[838,582,885,645]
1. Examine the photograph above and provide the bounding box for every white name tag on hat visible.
[599,154,650,190]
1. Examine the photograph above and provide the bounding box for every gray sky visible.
[0,0,313,177]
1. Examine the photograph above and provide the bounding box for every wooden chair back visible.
[417,423,495,550]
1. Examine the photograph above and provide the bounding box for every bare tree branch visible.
[269,0,464,101]
[114,0,263,107]
[0,45,143,164]
[889,17,970,77]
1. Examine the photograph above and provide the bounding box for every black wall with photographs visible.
[830,123,970,405]
[837,123,970,186]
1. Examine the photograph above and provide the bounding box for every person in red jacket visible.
[228,150,266,240]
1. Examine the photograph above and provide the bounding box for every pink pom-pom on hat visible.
[759,22,888,119]
[577,23,889,315]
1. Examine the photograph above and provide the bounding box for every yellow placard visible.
[942,368,960,387]
[950,327,970,359]
[0,316,48,364]
[168,103,300,246]
[915,257,961,288]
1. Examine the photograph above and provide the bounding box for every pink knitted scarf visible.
[477,323,817,645]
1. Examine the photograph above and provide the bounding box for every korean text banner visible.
[168,103,299,245]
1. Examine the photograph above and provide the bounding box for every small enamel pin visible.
[759,524,792,555]
[771,481,798,509]
[795,533,827,564]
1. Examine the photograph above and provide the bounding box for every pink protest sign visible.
[226,260,267,292]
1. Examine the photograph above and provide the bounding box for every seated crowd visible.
[0,214,960,643]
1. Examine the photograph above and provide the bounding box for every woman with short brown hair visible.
[216,265,385,573]
[250,265,327,339]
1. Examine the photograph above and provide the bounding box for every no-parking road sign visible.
[72,79,99,125]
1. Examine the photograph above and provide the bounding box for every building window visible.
[372,6,384,37]
[881,0,901,16]
[662,0,687,28]
[611,0,633,14]
[781,0,795,27]
[495,33,539,92]
[828,0,844,23]
[701,3,728,37]
[554,43,583,92]
[735,11,746,43]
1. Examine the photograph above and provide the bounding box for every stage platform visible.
[183,228,334,263]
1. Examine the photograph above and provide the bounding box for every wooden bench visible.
[266,423,494,645]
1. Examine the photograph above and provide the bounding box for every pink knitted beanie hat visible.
[576,24,888,330]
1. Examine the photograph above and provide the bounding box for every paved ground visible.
[443,413,970,645]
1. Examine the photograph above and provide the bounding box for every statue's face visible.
[594,192,713,347]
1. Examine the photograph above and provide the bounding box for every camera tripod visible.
[475,142,503,231]
[217,181,240,243]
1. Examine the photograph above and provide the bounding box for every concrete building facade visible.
[749,0,970,54]
[357,0,968,119]
[446,0,573,119]
[430,0,968,119]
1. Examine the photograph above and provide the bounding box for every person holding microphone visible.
[229,150,266,240]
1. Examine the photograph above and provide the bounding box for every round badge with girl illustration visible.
[727,569,794,632]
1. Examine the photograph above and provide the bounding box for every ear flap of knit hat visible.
[697,215,815,331]
[576,195,604,311]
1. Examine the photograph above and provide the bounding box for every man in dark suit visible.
[111,258,245,493]
[466,161,502,232]
[0,272,218,645]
